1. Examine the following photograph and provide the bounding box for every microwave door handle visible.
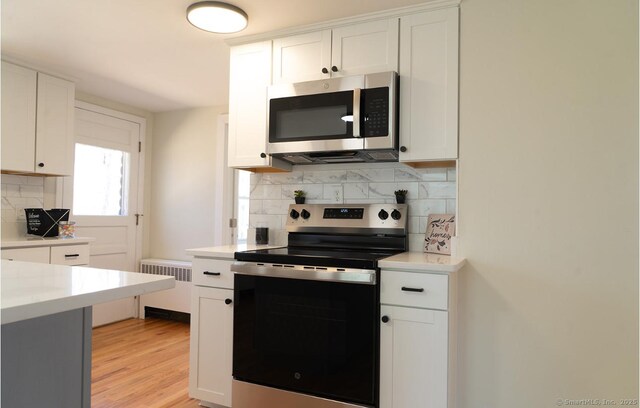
[353,88,361,137]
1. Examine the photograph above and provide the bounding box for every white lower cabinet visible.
[380,305,448,408]
[1,242,90,266]
[380,268,457,408]
[1,246,50,263]
[189,258,234,408]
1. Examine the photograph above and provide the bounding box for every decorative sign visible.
[424,214,455,255]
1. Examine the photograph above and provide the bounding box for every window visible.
[235,169,251,244]
[72,143,130,216]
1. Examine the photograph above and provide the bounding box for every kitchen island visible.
[1,260,175,408]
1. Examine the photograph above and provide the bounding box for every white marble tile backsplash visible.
[1,174,47,239]
[247,162,457,251]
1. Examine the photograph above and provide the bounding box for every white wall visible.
[457,0,638,406]
[148,106,227,261]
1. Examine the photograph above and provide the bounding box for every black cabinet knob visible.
[301,209,311,219]
[391,210,402,220]
[260,152,267,158]
[331,66,338,72]
[225,298,233,305]
[400,146,407,153]
[378,209,389,220]
[38,162,45,167]
[381,315,390,323]
[321,67,329,74]
[290,209,300,219]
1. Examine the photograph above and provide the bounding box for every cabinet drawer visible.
[50,244,89,266]
[381,271,448,310]
[1,247,50,263]
[192,258,234,289]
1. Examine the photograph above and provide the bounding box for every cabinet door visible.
[1,247,50,263]
[399,8,459,161]
[228,41,273,168]
[272,30,332,84]
[1,62,37,173]
[380,305,448,408]
[331,18,399,77]
[189,286,233,407]
[35,73,75,175]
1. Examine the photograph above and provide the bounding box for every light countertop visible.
[379,252,466,273]
[1,260,174,324]
[186,244,285,258]
[1,237,95,249]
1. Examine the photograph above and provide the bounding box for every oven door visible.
[233,273,379,407]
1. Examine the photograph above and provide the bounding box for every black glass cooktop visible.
[234,247,400,270]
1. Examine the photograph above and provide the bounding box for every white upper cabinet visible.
[35,73,75,175]
[331,18,399,77]
[1,61,75,175]
[273,30,332,84]
[228,41,290,170]
[1,62,37,173]
[399,7,459,162]
[272,18,399,84]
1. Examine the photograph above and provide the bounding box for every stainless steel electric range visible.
[231,203,408,408]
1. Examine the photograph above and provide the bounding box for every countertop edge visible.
[1,270,174,325]
[378,253,466,273]
[186,244,285,258]
[1,237,96,249]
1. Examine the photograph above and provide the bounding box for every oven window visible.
[269,90,354,142]
[233,275,378,406]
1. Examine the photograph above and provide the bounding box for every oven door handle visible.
[231,261,376,285]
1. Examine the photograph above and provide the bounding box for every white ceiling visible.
[2,0,428,112]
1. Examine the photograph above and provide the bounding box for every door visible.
[63,102,145,326]
[379,305,448,408]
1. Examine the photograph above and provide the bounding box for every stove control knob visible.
[378,209,389,220]
[391,209,402,220]
[301,209,311,220]
[290,209,300,219]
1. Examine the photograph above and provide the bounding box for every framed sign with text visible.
[424,214,455,255]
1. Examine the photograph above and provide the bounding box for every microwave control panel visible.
[363,87,389,137]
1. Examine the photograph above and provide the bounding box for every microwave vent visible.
[367,151,398,161]
[283,155,314,164]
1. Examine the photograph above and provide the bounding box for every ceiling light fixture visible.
[186,1,248,34]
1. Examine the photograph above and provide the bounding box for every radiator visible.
[138,258,192,317]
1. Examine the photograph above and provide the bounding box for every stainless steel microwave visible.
[267,71,398,164]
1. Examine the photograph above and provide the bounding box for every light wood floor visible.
[92,318,201,408]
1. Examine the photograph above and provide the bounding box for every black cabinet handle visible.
[203,271,221,276]
[260,152,267,158]
[225,298,233,305]
[331,65,338,72]
[401,286,424,293]
[64,254,80,258]
[321,67,329,74]
[38,162,45,167]
[381,315,390,323]
[400,146,407,152]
